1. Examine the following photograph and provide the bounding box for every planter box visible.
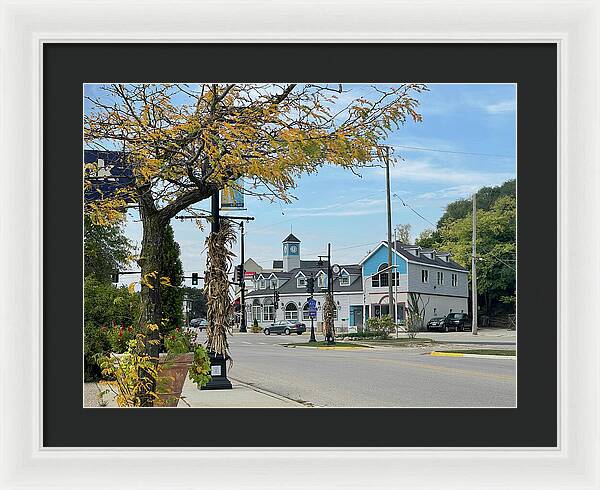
[156,352,194,407]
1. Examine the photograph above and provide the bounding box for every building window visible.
[297,277,306,288]
[252,299,262,321]
[373,263,389,288]
[285,303,298,321]
[451,273,458,287]
[421,269,429,283]
[317,273,327,288]
[437,271,444,285]
[302,303,311,321]
[339,272,350,286]
[263,299,274,322]
[259,279,266,289]
[269,279,277,289]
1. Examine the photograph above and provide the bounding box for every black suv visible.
[442,312,471,332]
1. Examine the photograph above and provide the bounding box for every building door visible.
[349,305,364,329]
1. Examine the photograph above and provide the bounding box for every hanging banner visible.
[221,179,246,210]
[84,150,135,203]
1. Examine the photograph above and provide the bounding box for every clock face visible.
[283,244,288,254]
[290,245,298,254]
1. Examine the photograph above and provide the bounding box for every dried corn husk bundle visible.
[205,220,237,359]
[323,292,335,340]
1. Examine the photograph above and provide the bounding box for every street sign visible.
[308,298,317,318]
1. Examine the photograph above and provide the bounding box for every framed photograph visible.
[1,0,599,488]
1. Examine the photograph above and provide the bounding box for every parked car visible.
[189,318,208,331]
[264,320,307,336]
[427,313,471,332]
[426,316,447,332]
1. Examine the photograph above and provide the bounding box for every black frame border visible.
[44,43,557,447]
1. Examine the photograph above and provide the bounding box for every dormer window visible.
[317,272,327,288]
[339,271,350,286]
[259,278,266,289]
[270,278,278,289]
[297,277,307,288]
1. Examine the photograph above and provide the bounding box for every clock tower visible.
[282,233,301,271]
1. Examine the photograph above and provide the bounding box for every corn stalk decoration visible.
[205,219,237,359]
[323,292,335,342]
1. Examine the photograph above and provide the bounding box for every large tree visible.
[416,184,516,316]
[84,83,426,395]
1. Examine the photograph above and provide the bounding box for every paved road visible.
[202,332,516,408]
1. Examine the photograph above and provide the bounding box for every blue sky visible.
[85,83,516,284]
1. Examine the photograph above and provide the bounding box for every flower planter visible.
[156,352,194,407]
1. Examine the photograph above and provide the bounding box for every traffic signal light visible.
[191,272,199,285]
[111,271,119,283]
[274,290,280,309]
[235,265,244,284]
[306,277,315,295]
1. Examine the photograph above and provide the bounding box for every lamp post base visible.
[309,318,317,342]
[201,353,232,390]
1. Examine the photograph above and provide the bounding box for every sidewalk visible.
[178,376,305,408]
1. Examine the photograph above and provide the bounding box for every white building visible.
[240,234,469,332]
[360,241,469,324]
[244,234,363,333]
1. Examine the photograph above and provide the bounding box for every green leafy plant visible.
[406,293,429,339]
[188,345,212,389]
[164,327,196,354]
[251,318,261,333]
[105,322,137,353]
[99,335,159,407]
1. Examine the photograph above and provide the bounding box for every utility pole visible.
[472,193,478,335]
[239,221,247,333]
[384,146,395,323]
[394,229,399,338]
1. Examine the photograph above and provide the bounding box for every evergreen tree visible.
[160,224,184,333]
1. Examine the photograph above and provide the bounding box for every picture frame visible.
[1,0,598,488]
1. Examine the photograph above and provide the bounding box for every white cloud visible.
[484,100,515,114]
[284,197,385,218]
[383,158,514,186]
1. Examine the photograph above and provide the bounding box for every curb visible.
[430,351,516,360]
[229,377,311,407]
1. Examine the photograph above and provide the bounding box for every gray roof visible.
[393,241,467,271]
[246,263,363,297]
[282,233,301,243]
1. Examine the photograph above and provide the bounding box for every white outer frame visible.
[0,0,598,488]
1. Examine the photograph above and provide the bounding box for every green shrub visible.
[164,327,196,354]
[188,345,212,388]
[251,318,262,333]
[366,315,394,340]
[84,322,110,381]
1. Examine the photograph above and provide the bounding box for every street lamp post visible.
[239,221,247,333]
[307,274,317,343]
[318,243,335,345]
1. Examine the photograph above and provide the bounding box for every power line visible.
[395,145,514,159]
[392,194,438,228]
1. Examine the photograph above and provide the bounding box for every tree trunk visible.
[137,209,167,406]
